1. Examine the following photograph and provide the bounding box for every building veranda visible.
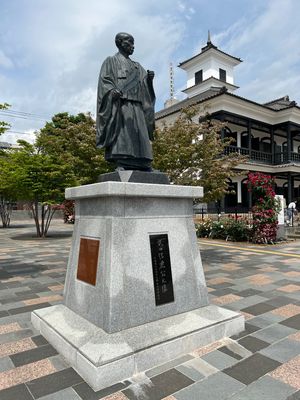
[156,34,300,212]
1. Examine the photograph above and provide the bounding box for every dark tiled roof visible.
[263,96,297,110]
[178,42,242,68]
[155,89,300,120]
[182,77,239,94]
[0,141,12,148]
[155,88,224,119]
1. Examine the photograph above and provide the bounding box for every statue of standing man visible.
[96,32,155,171]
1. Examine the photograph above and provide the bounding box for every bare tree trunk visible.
[31,199,41,237]
[0,197,13,228]
[30,201,56,237]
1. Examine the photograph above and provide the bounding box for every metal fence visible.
[194,206,298,227]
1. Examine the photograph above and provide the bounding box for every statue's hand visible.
[111,89,122,100]
[147,70,155,80]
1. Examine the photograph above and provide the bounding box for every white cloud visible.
[0,50,14,68]
[0,0,185,143]
[1,129,36,145]
[213,0,300,103]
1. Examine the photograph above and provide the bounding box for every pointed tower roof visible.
[178,32,242,98]
[178,33,242,68]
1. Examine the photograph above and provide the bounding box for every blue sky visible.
[1,0,300,144]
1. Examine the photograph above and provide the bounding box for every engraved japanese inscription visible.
[77,238,100,286]
[149,234,174,306]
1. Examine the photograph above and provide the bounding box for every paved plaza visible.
[0,220,300,399]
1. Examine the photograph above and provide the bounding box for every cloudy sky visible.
[1,0,300,144]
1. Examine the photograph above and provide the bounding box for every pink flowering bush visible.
[247,172,279,244]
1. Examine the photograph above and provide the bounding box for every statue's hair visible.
[115,32,134,48]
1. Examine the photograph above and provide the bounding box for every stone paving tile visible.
[201,349,238,370]
[271,304,300,317]
[0,383,34,400]
[102,394,129,400]
[175,357,218,381]
[0,359,56,390]
[31,334,49,346]
[123,369,194,400]
[212,294,242,305]
[278,285,300,293]
[0,322,21,334]
[73,381,131,400]
[0,337,36,357]
[189,339,226,357]
[0,356,15,373]
[173,371,245,400]
[223,353,281,385]
[218,345,243,360]
[264,296,295,308]
[238,335,270,353]
[22,294,63,305]
[260,338,300,363]
[48,284,64,292]
[251,324,297,344]
[280,314,300,330]
[229,375,297,400]
[289,331,300,341]
[286,391,300,400]
[248,274,274,285]
[145,354,194,378]
[38,387,82,400]
[241,301,277,316]
[10,343,58,367]
[270,355,300,390]
[26,367,83,398]
[284,271,300,277]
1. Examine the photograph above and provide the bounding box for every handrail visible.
[225,146,300,165]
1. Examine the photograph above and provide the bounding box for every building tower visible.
[178,31,242,98]
[164,62,179,108]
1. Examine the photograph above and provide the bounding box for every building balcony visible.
[224,145,300,165]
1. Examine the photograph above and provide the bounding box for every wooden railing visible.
[225,146,300,165]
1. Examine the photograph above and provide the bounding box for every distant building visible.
[156,34,300,210]
[0,141,19,150]
[0,141,12,150]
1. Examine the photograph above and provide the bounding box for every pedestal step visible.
[32,304,244,391]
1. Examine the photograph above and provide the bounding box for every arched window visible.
[260,137,272,153]
[224,178,238,209]
[241,131,248,148]
[224,127,237,145]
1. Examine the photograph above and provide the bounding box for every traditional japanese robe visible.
[96,52,155,165]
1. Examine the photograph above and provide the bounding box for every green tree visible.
[36,112,112,185]
[0,141,76,237]
[0,102,12,227]
[0,103,10,136]
[152,107,247,202]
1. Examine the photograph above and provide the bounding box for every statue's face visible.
[120,35,134,55]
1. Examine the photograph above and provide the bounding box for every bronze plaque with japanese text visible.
[150,234,174,306]
[77,238,100,286]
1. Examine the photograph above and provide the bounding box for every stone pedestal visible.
[32,181,244,390]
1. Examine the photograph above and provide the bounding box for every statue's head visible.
[115,32,134,56]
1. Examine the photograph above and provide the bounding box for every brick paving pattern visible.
[0,221,300,399]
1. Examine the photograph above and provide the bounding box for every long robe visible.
[96,52,155,164]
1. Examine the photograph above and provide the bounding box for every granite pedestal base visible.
[31,180,244,390]
[32,304,244,391]
[62,182,211,333]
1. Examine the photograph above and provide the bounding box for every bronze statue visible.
[96,32,155,171]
